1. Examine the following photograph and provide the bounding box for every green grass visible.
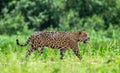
[0,35,120,73]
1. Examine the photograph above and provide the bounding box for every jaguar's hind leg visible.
[37,47,44,56]
[60,48,66,60]
[25,47,36,58]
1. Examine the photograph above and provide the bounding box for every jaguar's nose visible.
[88,37,90,40]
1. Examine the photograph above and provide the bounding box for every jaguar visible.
[16,31,90,60]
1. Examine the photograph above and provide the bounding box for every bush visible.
[0,12,30,34]
[0,0,120,35]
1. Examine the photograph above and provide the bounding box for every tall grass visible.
[0,32,120,73]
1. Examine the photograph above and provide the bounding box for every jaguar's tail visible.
[16,37,31,47]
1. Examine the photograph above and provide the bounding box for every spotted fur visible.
[16,31,90,60]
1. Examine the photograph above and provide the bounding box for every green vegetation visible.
[0,0,120,34]
[0,31,120,73]
[0,0,120,73]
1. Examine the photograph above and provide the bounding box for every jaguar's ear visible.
[78,31,82,35]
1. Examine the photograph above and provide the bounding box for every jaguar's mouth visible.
[83,38,90,43]
[83,40,88,43]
